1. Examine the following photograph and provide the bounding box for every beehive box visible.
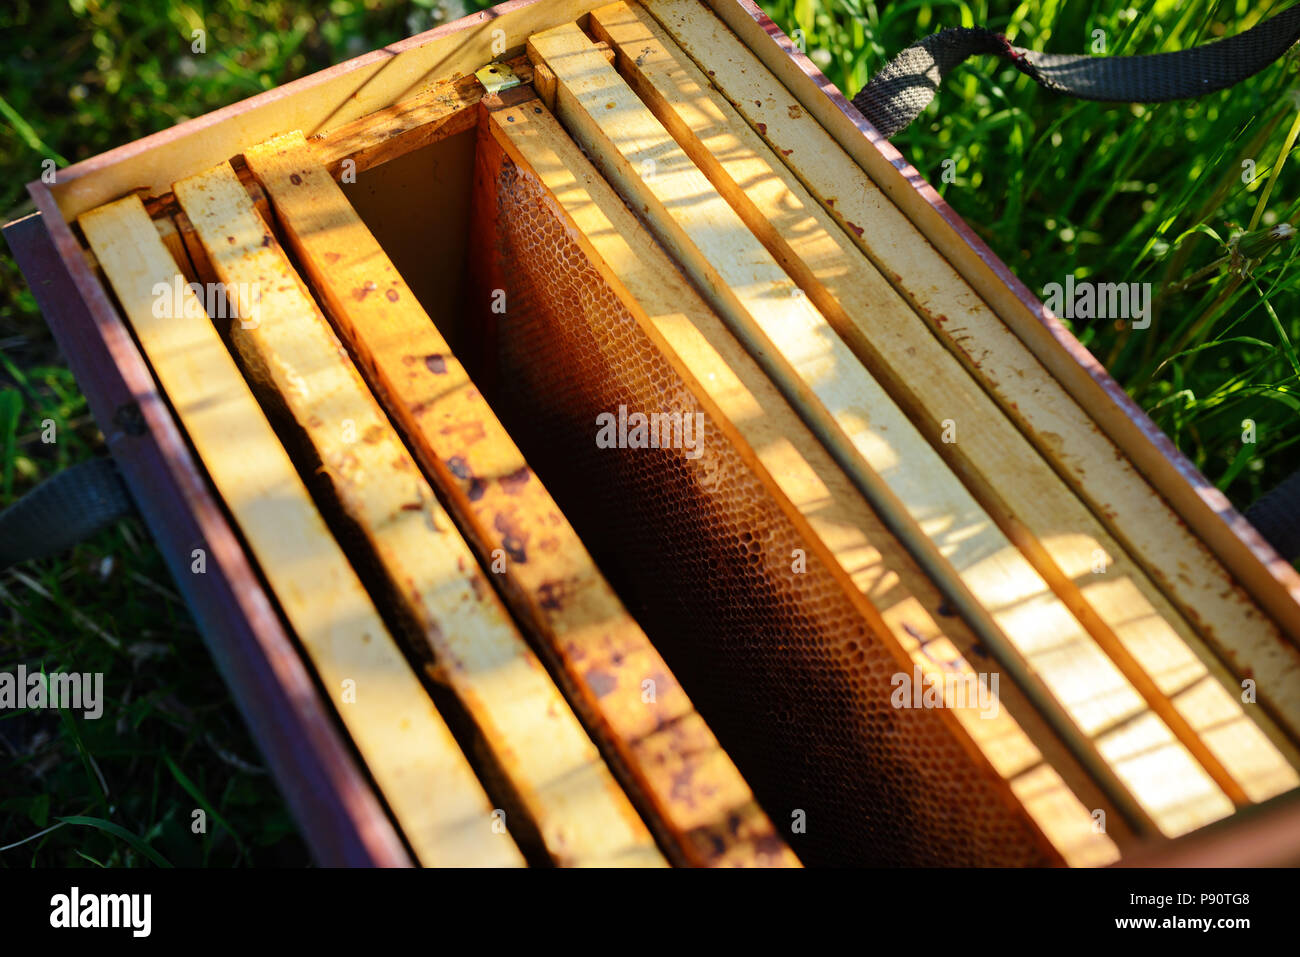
[7,0,1300,867]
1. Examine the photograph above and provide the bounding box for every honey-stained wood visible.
[172,209,213,287]
[241,130,796,868]
[486,97,1130,865]
[78,194,522,868]
[152,215,192,276]
[529,19,1237,836]
[592,1,1299,803]
[673,0,1300,654]
[172,160,665,868]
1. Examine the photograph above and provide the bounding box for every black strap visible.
[1246,469,1300,563]
[0,458,134,570]
[852,5,1300,138]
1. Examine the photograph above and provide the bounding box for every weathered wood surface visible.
[133,44,615,223]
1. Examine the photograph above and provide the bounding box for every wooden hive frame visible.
[74,140,800,867]
[79,194,526,868]
[7,0,1300,865]
[637,0,1300,761]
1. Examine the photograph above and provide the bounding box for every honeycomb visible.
[466,133,1058,866]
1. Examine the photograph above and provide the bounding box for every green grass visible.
[2,0,1298,866]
